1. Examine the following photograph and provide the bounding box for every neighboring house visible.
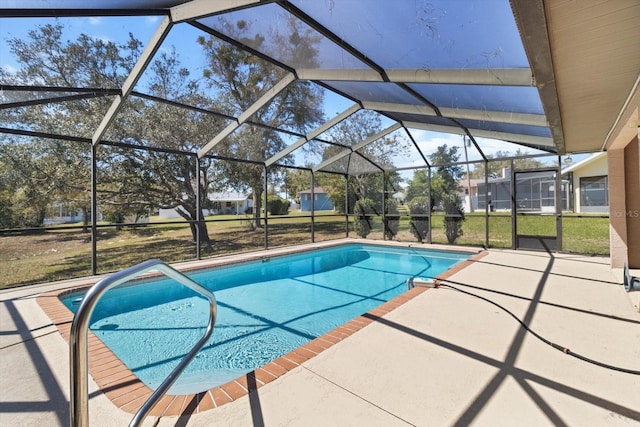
[158,192,253,218]
[476,168,572,212]
[209,192,253,215]
[561,152,608,213]
[43,203,84,225]
[43,203,102,225]
[457,179,483,212]
[298,187,334,212]
[473,154,609,214]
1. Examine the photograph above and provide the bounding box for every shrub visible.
[267,195,290,215]
[384,198,400,240]
[408,196,430,243]
[442,193,465,244]
[0,195,17,229]
[353,198,376,238]
[102,208,125,225]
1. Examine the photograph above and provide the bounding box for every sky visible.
[0,15,198,73]
[1,14,581,185]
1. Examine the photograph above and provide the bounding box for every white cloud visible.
[409,128,546,158]
[411,131,463,157]
[1,64,18,74]
[401,129,557,172]
[89,17,102,25]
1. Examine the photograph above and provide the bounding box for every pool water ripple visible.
[61,243,470,394]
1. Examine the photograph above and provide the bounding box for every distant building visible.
[472,154,609,214]
[476,168,571,212]
[43,203,85,225]
[158,192,253,218]
[298,187,334,212]
[457,179,483,212]
[561,152,608,213]
[209,192,253,215]
[44,203,102,225]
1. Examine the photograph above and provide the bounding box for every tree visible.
[429,145,464,209]
[102,48,224,243]
[0,141,55,227]
[405,169,429,204]
[282,169,311,204]
[0,194,14,229]
[315,146,351,214]
[318,111,405,214]
[353,198,375,238]
[405,146,465,211]
[383,198,400,240]
[198,17,325,229]
[2,23,232,243]
[408,196,430,243]
[426,144,466,244]
[2,23,142,230]
[442,193,465,244]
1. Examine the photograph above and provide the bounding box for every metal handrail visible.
[69,259,217,427]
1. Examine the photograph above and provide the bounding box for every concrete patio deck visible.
[1,247,639,426]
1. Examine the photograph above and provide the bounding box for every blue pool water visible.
[62,243,470,394]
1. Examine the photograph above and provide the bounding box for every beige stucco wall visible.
[606,92,639,268]
[624,139,640,268]
[608,135,640,268]
[608,149,628,268]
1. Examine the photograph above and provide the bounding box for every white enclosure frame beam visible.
[362,101,548,127]
[386,68,535,86]
[198,72,296,158]
[404,121,555,149]
[92,16,173,145]
[296,68,535,87]
[296,68,383,82]
[313,122,402,172]
[171,0,262,23]
[264,103,361,167]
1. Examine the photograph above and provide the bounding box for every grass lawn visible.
[0,211,610,289]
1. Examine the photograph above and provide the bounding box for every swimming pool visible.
[61,243,471,394]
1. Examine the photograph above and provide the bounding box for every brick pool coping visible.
[37,247,487,418]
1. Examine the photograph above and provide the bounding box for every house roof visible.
[457,178,485,189]
[561,152,607,175]
[298,187,326,195]
[209,192,249,202]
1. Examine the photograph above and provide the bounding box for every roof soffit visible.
[543,0,640,153]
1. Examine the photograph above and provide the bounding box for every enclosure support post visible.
[344,175,349,237]
[382,172,387,240]
[90,144,97,276]
[195,156,201,260]
[510,159,516,249]
[555,157,562,252]
[427,167,432,244]
[311,172,315,243]
[463,135,473,212]
[263,166,268,249]
[485,160,489,248]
